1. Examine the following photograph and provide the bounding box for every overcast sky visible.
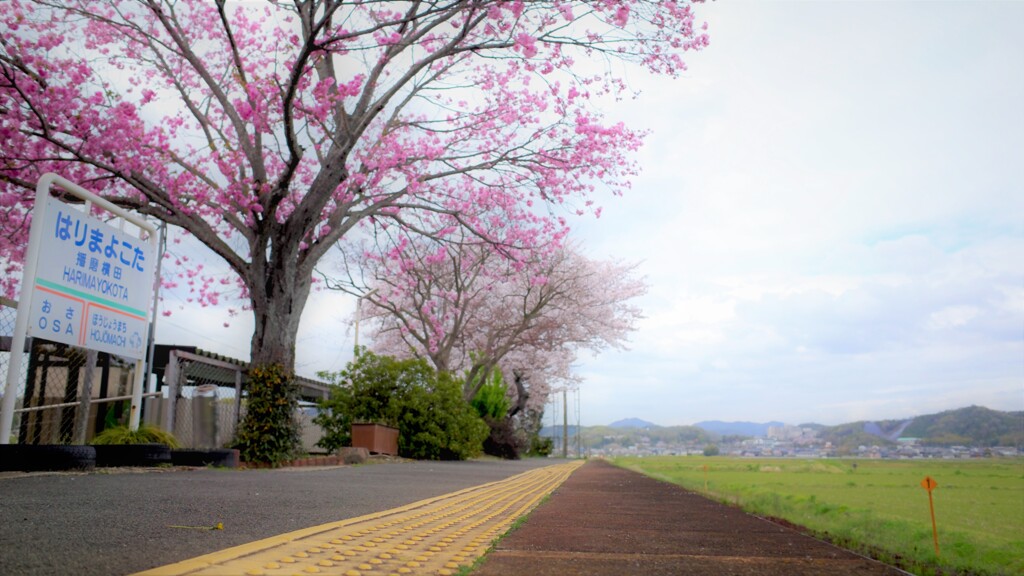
[159,0,1023,427]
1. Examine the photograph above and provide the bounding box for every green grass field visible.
[612,456,1024,576]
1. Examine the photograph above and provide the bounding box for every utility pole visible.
[575,387,582,458]
[562,388,568,458]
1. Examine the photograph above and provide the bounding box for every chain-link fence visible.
[156,348,243,449]
[1,297,25,442]
[2,297,148,445]
[154,347,330,451]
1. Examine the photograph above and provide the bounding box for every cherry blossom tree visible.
[1,0,707,373]
[337,233,647,415]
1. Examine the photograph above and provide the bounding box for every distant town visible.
[583,423,1021,460]
[544,406,1024,460]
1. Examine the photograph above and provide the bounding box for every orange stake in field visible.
[920,476,940,557]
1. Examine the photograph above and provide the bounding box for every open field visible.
[612,456,1024,576]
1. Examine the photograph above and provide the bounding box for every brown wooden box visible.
[350,423,399,456]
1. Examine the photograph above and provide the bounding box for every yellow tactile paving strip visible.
[135,461,583,576]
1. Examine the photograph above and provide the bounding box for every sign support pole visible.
[0,179,51,444]
[1,174,157,442]
[920,475,940,557]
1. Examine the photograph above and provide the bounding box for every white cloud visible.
[570,0,1024,426]
[926,306,979,331]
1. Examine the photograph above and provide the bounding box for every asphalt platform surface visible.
[474,459,908,576]
[0,458,556,576]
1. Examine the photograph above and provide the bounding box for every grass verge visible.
[613,456,1023,576]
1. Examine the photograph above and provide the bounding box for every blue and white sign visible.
[2,174,160,443]
[27,192,155,359]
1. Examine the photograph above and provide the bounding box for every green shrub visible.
[471,369,510,420]
[316,350,487,460]
[91,424,181,448]
[527,434,554,457]
[472,369,524,459]
[232,364,300,466]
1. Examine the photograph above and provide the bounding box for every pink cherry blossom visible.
[0,0,708,371]
[340,231,645,412]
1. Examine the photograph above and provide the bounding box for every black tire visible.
[171,449,239,468]
[0,444,96,472]
[93,443,172,467]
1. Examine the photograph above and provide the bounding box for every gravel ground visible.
[474,460,910,576]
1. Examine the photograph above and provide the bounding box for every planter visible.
[93,443,172,467]
[171,449,240,468]
[339,447,369,464]
[0,444,96,472]
[351,423,399,456]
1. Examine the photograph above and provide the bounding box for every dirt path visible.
[474,459,908,576]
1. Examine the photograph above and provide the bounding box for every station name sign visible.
[27,193,155,359]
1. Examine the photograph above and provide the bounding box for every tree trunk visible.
[247,244,312,373]
[508,370,529,418]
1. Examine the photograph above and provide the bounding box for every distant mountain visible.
[581,424,713,451]
[817,421,891,452]
[538,406,1020,455]
[694,420,785,438]
[863,419,914,442]
[902,405,1021,446]
[819,406,1023,451]
[608,417,659,429]
[553,406,1022,453]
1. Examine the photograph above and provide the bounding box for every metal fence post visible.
[72,350,97,444]
[163,350,179,435]
[234,368,243,429]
